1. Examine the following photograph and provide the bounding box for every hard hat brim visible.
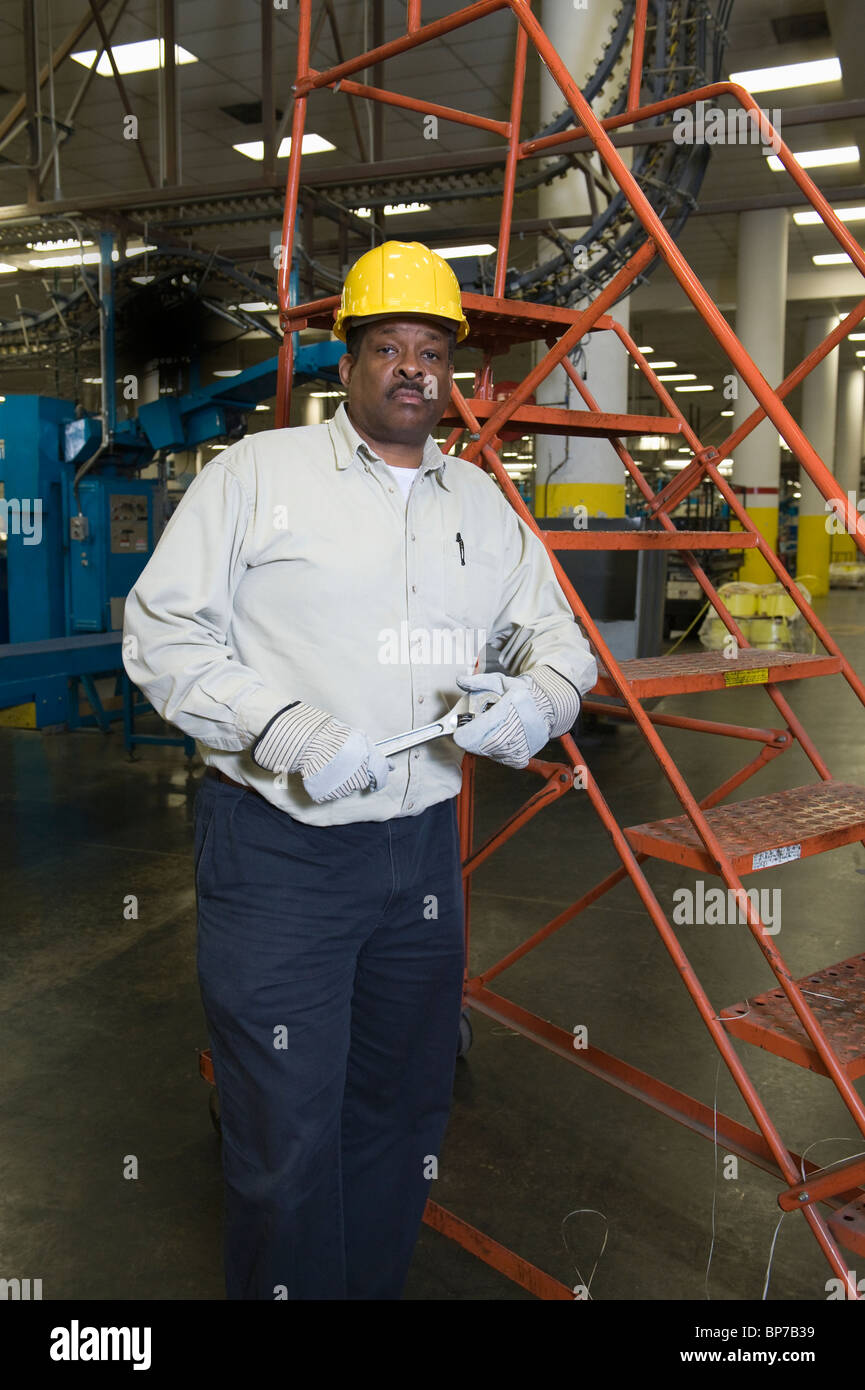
[338,310,467,343]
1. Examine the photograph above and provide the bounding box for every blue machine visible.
[0,342,343,730]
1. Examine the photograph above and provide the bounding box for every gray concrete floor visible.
[1,589,864,1301]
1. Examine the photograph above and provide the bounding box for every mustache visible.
[388,383,426,398]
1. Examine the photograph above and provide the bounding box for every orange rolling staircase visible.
[207,0,865,1299]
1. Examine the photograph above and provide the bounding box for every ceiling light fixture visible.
[354,202,431,218]
[430,243,496,258]
[793,204,865,226]
[767,145,858,172]
[71,39,197,75]
[26,237,93,251]
[730,57,841,93]
[233,133,335,160]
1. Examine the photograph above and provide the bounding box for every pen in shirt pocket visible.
[456,532,465,565]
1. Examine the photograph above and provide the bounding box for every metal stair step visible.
[438,399,682,439]
[624,782,865,874]
[593,649,842,698]
[546,530,755,550]
[721,954,865,1080]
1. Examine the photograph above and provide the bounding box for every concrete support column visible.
[301,393,324,426]
[730,208,787,583]
[832,367,864,561]
[535,0,629,519]
[798,314,840,595]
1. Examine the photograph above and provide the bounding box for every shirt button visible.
[411,584,417,593]
[417,694,424,704]
[411,533,416,541]
[413,750,420,760]
[388,486,395,493]
[407,800,415,809]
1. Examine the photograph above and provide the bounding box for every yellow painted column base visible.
[830,533,860,562]
[535,481,626,518]
[0,701,37,728]
[796,513,831,597]
[730,505,778,585]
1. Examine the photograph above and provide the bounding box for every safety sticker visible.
[724,668,769,687]
[752,844,801,871]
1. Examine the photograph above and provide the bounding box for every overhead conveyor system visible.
[196,1,865,1299]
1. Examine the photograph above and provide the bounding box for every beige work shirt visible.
[122,401,597,825]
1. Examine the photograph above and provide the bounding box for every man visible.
[122,240,597,1300]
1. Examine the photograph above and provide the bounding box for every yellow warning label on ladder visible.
[724,668,769,687]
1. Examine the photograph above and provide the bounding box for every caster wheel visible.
[457,1010,473,1059]
[208,1087,222,1136]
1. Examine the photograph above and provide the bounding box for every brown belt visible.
[209,767,267,801]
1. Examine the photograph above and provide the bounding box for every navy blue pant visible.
[193,772,466,1300]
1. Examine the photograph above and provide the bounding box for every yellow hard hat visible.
[333,240,470,343]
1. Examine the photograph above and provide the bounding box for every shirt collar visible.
[328,400,451,490]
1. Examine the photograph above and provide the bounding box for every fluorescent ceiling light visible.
[71,39,197,75]
[721,410,734,417]
[814,253,852,265]
[793,205,865,227]
[254,404,271,412]
[452,372,476,380]
[238,301,277,311]
[354,202,431,218]
[310,390,344,398]
[431,243,496,258]
[730,57,841,94]
[0,262,17,274]
[131,274,154,285]
[233,133,335,160]
[848,333,865,341]
[767,146,859,172]
[855,350,865,357]
[29,251,103,267]
[646,360,677,369]
[213,369,242,378]
[677,447,692,453]
[675,384,713,392]
[637,345,654,353]
[663,461,689,470]
[209,443,228,450]
[27,237,93,251]
[637,436,666,450]
[657,373,696,382]
[27,246,149,267]
[82,377,102,384]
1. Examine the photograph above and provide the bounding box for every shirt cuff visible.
[252,701,331,773]
[528,664,582,737]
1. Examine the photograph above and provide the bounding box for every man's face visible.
[338,317,454,446]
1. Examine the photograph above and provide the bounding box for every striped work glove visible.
[252,701,391,803]
[452,666,581,770]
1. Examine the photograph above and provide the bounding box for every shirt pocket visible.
[443,544,501,629]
